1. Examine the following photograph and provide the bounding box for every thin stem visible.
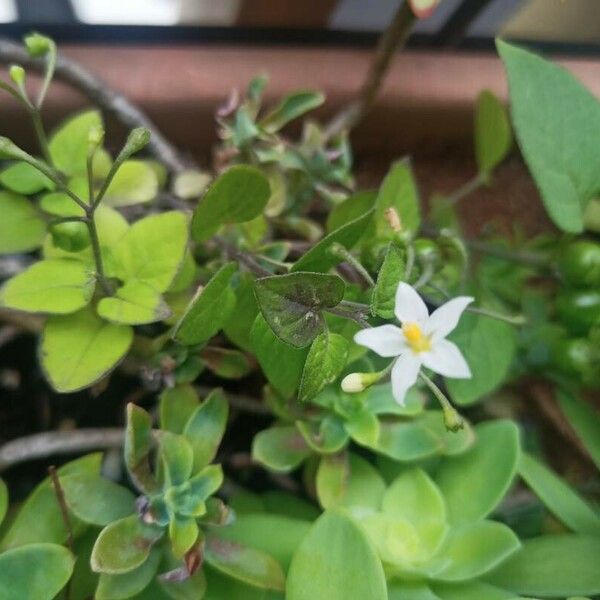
[36,41,57,109]
[30,108,53,166]
[467,239,550,270]
[466,306,526,326]
[404,243,415,281]
[48,466,75,552]
[327,305,371,328]
[324,1,416,139]
[255,254,292,272]
[419,371,464,432]
[330,243,375,286]
[446,173,485,206]
[413,261,435,290]
[87,213,111,296]
[86,154,96,206]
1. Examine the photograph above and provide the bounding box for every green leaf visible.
[446,312,516,406]
[254,272,345,347]
[518,452,600,535]
[0,191,46,255]
[383,468,447,560]
[160,384,200,434]
[0,543,74,600]
[436,420,520,525]
[344,408,380,447]
[250,314,308,397]
[292,210,373,273]
[0,454,101,550]
[259,91,325,133]
[214,514,311,572]
[183,388,229,473]
[316,452,386,517]
[371,241,405,318]
[224,272,260,352]
[326,191,376,233]
[474,90,512,179]
[486,534,600,597]
[191,165,270,242]
[375,158,421,238]
[429,521,520,582]
[557,390,600,470]
[169,516,199,558]
[388,582,441,600]
[91,515,163,575]
[0,259,94,314]
[497,40,600,233]
[41,307,133,392]
[298,331,348,403]
[201,347,253,379]
[61,473,135,526]
[98,281,171,325]
[363,384,424,416]
[113,211,188,293]
[252,426,312,473]
[205,535,285,591]
[0,161,53,194]
[173,262,237,346]
[297,416,349,454]
[103,160,158,207]
[287,511,387,600]
[96,548,161,600]
[0,479,7,527]
[49,109,103,176]
[125,404,157,493]
[431,581,514,600]
[159,432,194,487]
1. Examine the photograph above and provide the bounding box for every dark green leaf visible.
[260,91,325,133]
[326,191,376,233]
[223,272,259,352]
[252,425,312,473]
[371,241,405,318]
[296,416,349,454]
[159,384,200,434]
[254,272,345,347]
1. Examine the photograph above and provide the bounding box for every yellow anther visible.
[402,322,431,353]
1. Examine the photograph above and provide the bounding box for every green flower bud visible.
[442,404,465,433]
[9,65,25,86]
[23,32,53,57]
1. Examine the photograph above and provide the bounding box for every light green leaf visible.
[96,548,161,600]
[113,211,188,293]
[252,425,312,473]
[292,210,373,273]
[326,190,376,233]
[91,515,163,574]
[191,165,270,242]
[169,516,199,558]
[260,91,325,133]
[429,521,520,582]
[557,390,600,470]
[0,454,101,550]
[49,109,103,176]
[497,40,600,233]
[160,431,194,487]
[0,161,53,194]
[446,312,517,405]
[98,281,171,325]
[344,408,380,447]
[0,479,7,527]
[486,534,600,597]
[371,241,405,318]
[296,416,349,454]
[61,473,135,526]
[0,543,74,600]
[254,272,345,347]
[299,331,348,403]
[125,404,157,494]
[173,262,237,346]
[184,388,229,473]
[214,513,311,572]
[250,313,308,397]
[436,420,520,525]
[474,90,512,178]
[103,160,159,207]
[0,191,46,255]
[41,307,133,392]
[388,582,441,600]
[375,158,421,238]
[363,384,424,416]
[287,511,387,600]
[159,384,200,434]
[316,452,386,517]
[0,259,94,314]
[431,581,514,600]
[518,452,600,535]
[205,535,285,591]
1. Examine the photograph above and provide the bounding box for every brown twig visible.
[0,37,191,173]
[324,1,416,139]
[48,465,75,551]
[0,428,124,472]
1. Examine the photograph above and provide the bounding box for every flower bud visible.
[341,371,381,394]
[24,32,52,57]
[9,65,25,86]
[442,404,465,433]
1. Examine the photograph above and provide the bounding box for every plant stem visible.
[324,1,416,139]
[419,371,464,432]
[446,172,485,206]
[48,466,75,550]
[466,305,526,326]
[30,108,53,166]
[86,212,111,296]
[327,305,371,328]
[330,243,375,286]
[467,239,550,270]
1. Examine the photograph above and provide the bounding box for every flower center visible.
[402,322,431,353]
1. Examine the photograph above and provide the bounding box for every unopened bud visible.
[9,65,25,86]
[341,371,381,394]
[442,404,465,433]
[384,207,402,233]
[24,32,53,57]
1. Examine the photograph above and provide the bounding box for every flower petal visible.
[394,282,429,325]
[424,296,474,340]
[422,339,471,379]
[391,353,422,405]
[354,325,406,357]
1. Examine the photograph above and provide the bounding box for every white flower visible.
[354,282,473,405]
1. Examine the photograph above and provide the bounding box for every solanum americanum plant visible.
[0,14,599,600]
